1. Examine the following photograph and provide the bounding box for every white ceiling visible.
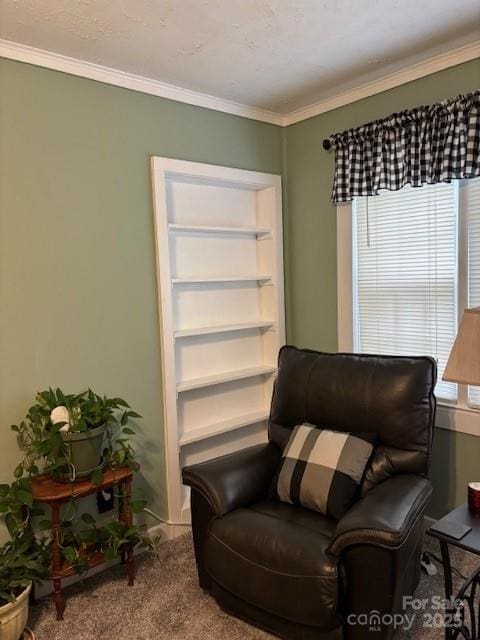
[1,0,479,114]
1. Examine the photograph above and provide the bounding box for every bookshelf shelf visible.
[174,321,274,339]
[171,275,272,284]
[169,223,272,237]
[177,365,277,392]
[179,410,270,446]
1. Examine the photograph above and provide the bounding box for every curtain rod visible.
[322,139,332,151]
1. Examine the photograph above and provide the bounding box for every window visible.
[342,177,480,405]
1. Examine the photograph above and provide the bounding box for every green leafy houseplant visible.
[0,479,48,639]
[0,532,47,605]
[54,507,153,575]
[11,388,156,583]
[12,388,141,484]
[33,485,152,576]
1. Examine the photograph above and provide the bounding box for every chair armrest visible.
[328,475,432,556]
[182,443,281,517]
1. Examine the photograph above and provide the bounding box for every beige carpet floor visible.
[30,533,479,640]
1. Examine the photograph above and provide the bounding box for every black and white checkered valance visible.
[326,90,480,204]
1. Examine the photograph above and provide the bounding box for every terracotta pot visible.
[0,583,31,640]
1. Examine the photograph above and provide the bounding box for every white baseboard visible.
[145,521,191,542]
[35,521,190,599]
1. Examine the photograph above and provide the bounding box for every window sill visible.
[436,402,480,437]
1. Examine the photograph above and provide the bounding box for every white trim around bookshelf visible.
[151,157,285,525]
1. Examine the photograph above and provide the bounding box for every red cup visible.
[468,482,480,515]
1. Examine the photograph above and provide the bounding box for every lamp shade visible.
[443,308,480,385]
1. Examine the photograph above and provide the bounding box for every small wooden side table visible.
[32,466,134,620]
[428,503,480,640]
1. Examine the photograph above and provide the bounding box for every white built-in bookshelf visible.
[151,158,285,524]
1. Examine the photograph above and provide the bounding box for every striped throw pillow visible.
[273,424,375,520]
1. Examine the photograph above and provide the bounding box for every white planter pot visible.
[0,583,30,640]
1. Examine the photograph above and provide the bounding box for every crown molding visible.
[0,38,283,126]
[282,41,480,126]
[0,37,478,128]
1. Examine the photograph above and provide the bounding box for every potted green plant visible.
[12,388,140,483]
[0,479,48,640]
[9,388,156,613]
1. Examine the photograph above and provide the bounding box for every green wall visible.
[0,58,283,520]
[1,55,479,524]
[284,58,480,518]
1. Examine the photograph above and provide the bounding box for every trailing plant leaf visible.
[14,464,24,479]
[61,546,77,565]
[15,490,33,507]
[0,479,34,538]
[104,548,116,561]
[131,500,148,514]
[91,469,104,486]
[81,513,96,526]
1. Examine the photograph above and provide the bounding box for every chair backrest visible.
[269,346,437,494]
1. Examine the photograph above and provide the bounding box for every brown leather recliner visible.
[183,346,437,640]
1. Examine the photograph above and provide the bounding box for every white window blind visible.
[466,178,480,406]
[353,182,458,400]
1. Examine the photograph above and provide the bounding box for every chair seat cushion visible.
[205,500,340,628]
